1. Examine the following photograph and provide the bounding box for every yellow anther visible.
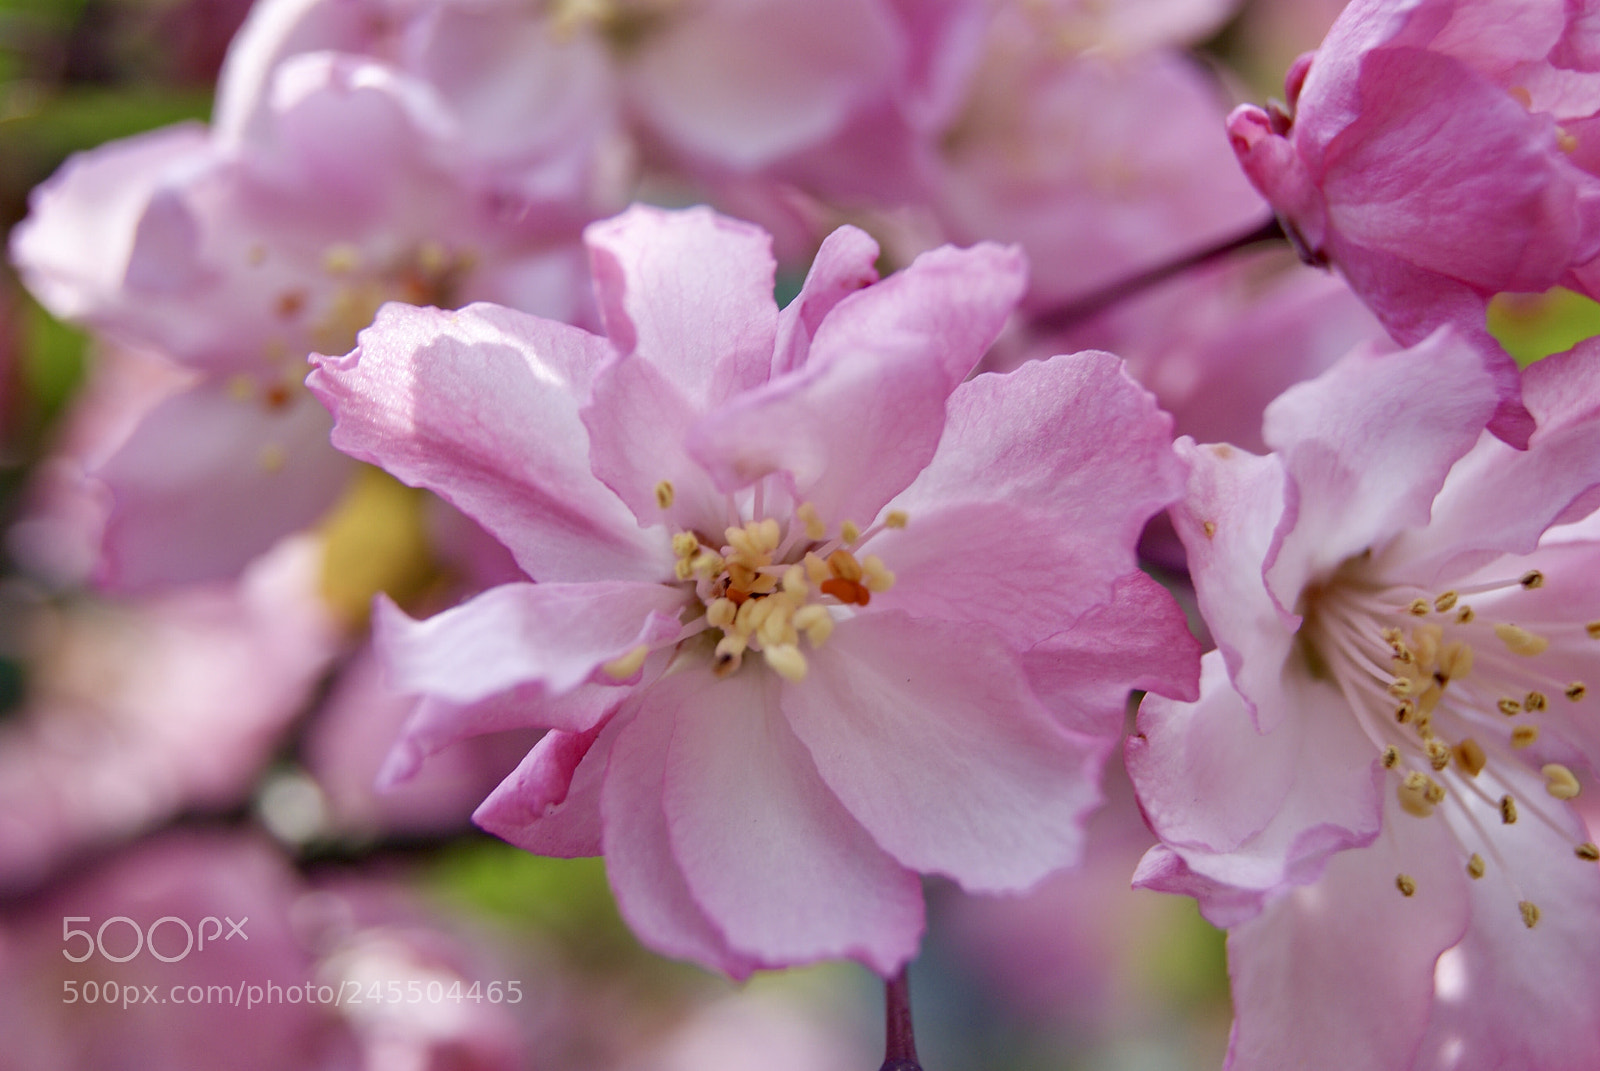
[763,643,807,682]
[840,520,861,544]
[884,510,909,529]
[713,633,747,677]
[725,526,759,559]
[1399,772,1436,818]
[792,604,834,646]
[782,564,807,595]
[803,552,831,585]
[602,645,649,680]
[1395,700,1416,724]
[672,532,699,559]
[322,243,362,273]
[745,597,779,635]
[1500,794,1519,824]
[1438,641,1473,682]
[1202,521,1217,539]
[758,610,799,650]
[1382,626,1405,645]
[1457,605,1475,624]
[706,598,737,629]
[755,518,782,552]
[1509,84,1534,108]
[1433,591,1459,613]
[1587,620,1600,639]
[1577,843,1600,862]
[1520,569,1545,589]
[1511,724,1540,749]
[1381,746,1400,769]
[1498,698,1522,717]
[674,557,695,581]
[1519,901,1541,929]
[1413,625,1442,664]
[1542,763,1581,800]
[861,555,895,594]
[746,571,778,595]
[1454,738,1486,776]
[1389,677,1415,698]
[1396,873,1417,897]
[654,480,675,510]
[1525,691,1548,712]
[827,549,864,582]
[797,503,826,541]
[690,551,724,577]
[1567,682,1588,701]
[1467,853,1486,879]
[1426,739,1452,771]
[1408,598,1430,616]
[1424,778,1446,805]
[1496,623,1549,656]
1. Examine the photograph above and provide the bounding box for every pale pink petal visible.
[689,242,1025,523]
[871,352,1183,639]
[771,224,880,377]
[660,665,925,975]
[783,612,1107,892]
[308,301,671,582]
[374,581,688,704]
[475,719,615,859]
[625,0,902,170]
[1224,793,1470,1071]
[95,380,354,589]
[1262,328,1500,609]
[585,204,778,405]
[601,700,758,976]
[1022,570,1202,738]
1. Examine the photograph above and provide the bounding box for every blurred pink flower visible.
[1227,0,1600,446]
[310,204,1199,977]
[1129,331,1600,1068]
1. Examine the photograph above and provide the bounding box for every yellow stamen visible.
[1501,794,1519,824]
[672,532,699,559]
[884,510,909,529]
[1453,738,1486,776]
[1467,854,1486,879]
[797,502,826,541]
[763,643,807,682]
[840,520,861,544]
[1525,691,1548,712]
[861,554,896,593]
[1498,698,1522,717]
[1520,901,1541,929]
[1543,764,1581,800]
[1426,739,1452,771]
[1511,724,1540,749]
[1496,623,1549,656]
[1457,605,1476,624]
[1396,874,1417,897]
[1399,772,1436,818]
[654,480,675,510]
[1408,598,1430,616]
[1381,746,1400,769]
[827,549,863,582]
[1567,682,1587,701]
[1577,843,1600,862]
[706,598,737,629]
[1433,591,1459,613]
[602,645,649,680]
[1520,570,1545,589]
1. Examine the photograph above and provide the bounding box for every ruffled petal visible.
[782,611,1107,892]
[474,719,615,858]
[770,223,880,377]
[308,301,671,582]
[585,204,778,404]
[374,581,688,704]
[659,665,925,975]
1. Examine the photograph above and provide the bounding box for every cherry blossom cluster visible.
[6,0,1600,1068]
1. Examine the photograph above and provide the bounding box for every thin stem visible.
[1028,215,1289,334]
[880,968,922,1071]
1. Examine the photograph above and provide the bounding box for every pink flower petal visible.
[782,612,1107,892]
[601,701,758,976]
[474,719,615,859]
[374,581,688,704]
[771,223,880,377]
[660,665,924,975]
[308,301,671,583]
[585,205,778,405]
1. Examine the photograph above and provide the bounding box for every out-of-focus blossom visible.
[0,832,536,1070]
[1227,0,1600,446]
[1129,330,1600,1069]
[623,984,875,1071]
[0,534,340,893]
[310,204,1199,977]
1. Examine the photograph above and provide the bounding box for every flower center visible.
[1304,560,1599,926]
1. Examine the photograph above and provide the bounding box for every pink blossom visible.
[1227,0,1600,446]
[1127,330,1600,1069]
[309,205,1199,976]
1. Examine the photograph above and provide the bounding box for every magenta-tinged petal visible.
[1224,793,1470,1071]
[771,224,880,377]
[1022,570,1202,738]
[601,699,758,977]
[1130,656,1385,907]
[374,581,688,704]
[308,301,671,583]
[871,352,1184,639]
[585,205,778,405]
[689,241,1025,522]
[95,380,354,590]
[1169,438,1297,730]
[1262,328,1499,607]
[783,612,1107,892]
[475,719,614,859]
[659,665,924,975]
